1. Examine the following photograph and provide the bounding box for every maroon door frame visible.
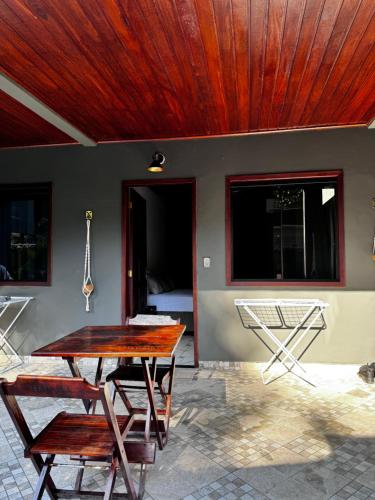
[122,178,199,367]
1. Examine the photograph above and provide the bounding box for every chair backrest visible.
[127,314,180,325]
[0,374,101,400]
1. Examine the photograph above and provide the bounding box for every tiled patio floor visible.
[174,334,194,366]
[0,360,375,499]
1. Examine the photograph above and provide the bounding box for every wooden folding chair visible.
[106,315,180,447]
[0,375,156,499]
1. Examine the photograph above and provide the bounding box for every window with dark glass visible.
[0,183,51,284]
[227,172,343,284]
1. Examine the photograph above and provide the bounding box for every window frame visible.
[0,182,52,287]
[225,170,345,287]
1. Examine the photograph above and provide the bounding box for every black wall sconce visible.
[147,152,166,173]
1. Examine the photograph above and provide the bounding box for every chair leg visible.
[103,459,118,500]
[29,454,58,499]
[114,380,134,414]
[158,382,167,403]
[33,454,55,500]
[74,460,85,491]
[118,453,138,500]
[142,357,163,450]
[138,463,147,500]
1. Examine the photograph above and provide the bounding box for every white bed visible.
[147,289,193,312]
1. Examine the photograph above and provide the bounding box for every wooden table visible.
[32,324,185,450]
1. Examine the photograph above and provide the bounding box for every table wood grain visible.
[32,324,186,359]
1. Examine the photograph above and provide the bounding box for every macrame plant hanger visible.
[82,210,94,312]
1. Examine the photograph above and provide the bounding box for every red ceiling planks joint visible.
[0,0,374,148]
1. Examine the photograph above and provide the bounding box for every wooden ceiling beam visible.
[0,73,96,147]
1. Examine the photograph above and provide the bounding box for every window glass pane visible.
[0,184,50,282]
[231,178,339,282]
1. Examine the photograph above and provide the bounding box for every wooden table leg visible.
[64,357,91,413]
[141,357,163,450]
[91,357,104,414]
[143,358,154,442]
[163,355,176,445]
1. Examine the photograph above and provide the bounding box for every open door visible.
[123,179,199,367]
[127,189,147,317]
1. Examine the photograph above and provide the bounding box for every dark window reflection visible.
[0,184,51,283]
[231,178,339,282]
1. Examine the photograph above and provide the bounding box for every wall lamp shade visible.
[147,152,166,173]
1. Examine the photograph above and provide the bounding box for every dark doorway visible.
[123,179,198,367]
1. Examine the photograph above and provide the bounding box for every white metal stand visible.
[0,296,34,373]
[235,299,329,386]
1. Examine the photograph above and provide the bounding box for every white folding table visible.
[0,296,34,373]
[235,299,329,386]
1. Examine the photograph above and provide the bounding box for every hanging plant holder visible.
[82,210,94,312]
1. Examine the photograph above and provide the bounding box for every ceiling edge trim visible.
[96,123,367,145]
[0,73,96,147]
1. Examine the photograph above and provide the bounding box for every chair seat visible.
[28,412,132,459]
[106,364,171,384]
[70,441,156,465]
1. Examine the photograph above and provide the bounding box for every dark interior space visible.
[126,182,195,366]
[127,182,195,358]
[231,179,339,282]
[149,184,193,289]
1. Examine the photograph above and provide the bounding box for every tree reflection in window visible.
[0,184,51,283]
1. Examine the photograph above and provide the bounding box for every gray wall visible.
[0,128,374,362]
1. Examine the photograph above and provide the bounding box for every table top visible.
[32,324,186,359]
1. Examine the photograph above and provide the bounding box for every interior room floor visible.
[172,334,194,366]
[0,361,375,499]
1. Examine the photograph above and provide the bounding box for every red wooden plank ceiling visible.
[0,89,75,148]
[0,0,374,148]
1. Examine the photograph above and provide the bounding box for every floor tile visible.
[292,463,352,497]
[1,361,375,499]
[266,477,323,499]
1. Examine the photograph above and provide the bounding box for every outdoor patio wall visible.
[0,128,374,363]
